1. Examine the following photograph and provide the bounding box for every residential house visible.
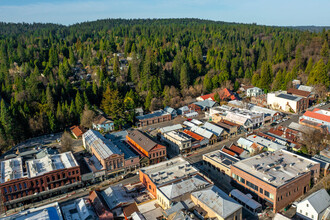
[218,88,238,101]
[193,100,217,111]
[296,188,330,220]
[177,106,190,115]
[70,125,85,139]
[164,106,177,118]
[93,115,115,132]
[196,93,216,102]
[246,87,263,97]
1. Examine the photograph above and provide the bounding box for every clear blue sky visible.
[0,0,329,26]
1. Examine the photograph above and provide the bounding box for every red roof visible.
[229,144,244,155]
[199,93,216,101]
[219,88,237,100]
[303,109,330,123]
[183,130,204,141]
[70,125,84,137]
[287,88,311,98]
[221,148,236,157]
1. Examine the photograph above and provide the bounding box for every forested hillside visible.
[0,19,329,152]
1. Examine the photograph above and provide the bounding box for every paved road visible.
[2,175,140,217]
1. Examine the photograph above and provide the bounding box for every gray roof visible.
[165,106,176,114]
[202,122,224,137]
[190,126,214,139]
[127,130,158,152]
[159,124,183,134]
[298,85,314,92]
[102,185,135,210]
[300,188,330,214]
[158,175,210,200]
[191,186,242,218]
[277,93,302,102]
[193,100,217,109]
[136,109,170,120]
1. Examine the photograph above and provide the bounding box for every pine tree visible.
[180,63,189,90]
[75,91,84,115]
[144,90,153,111]
[320,40,329,58]
[259,61,272,91]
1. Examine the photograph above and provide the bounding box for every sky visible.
[0,0,329,26]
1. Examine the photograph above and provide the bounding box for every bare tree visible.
[61,131,73,153]
[80,105,96,129]
[302,129,327,155]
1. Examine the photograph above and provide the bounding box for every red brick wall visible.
[139,171,157,197]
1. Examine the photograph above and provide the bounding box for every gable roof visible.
[219,88,237,100]
[229,144,244,155]
[183,130,204,141]
[191,186,242,219]
[190,126,214,139]
[303,108,330,123]
[93,115,113,125]
[300,188,330,214]
[198,93,216,101]
[298,85,314,92]
[127,130,158,152]
[287,88,311,98]
[70,125,84,137]
[202,122,224,137]
[193,100,217,109]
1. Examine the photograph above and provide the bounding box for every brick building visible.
[0,152,80,211]
[126,130,166,165]
[135,110,171,127]
[231,150,320,213]
[83,130,125,177]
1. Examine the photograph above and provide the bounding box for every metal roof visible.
[299,188,330,214]
[191,126,214,139]
[136,109,170,120]
[230,189,262,210]
[202,122,224,137]
[159,124,183,134]
[127,130,158,152]
[191,186,242,218]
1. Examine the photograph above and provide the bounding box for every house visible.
[177,106,190,115]
[159,124,183,134]
[135,110,171,127]
[135,108,144,116]
[126,130,166,165]
[225,112,253,130]
[193,100,217,111]
[89,191,114,220]
[188,103,202,112]
[61,198,98,220]
[246,135,286,152]
[164,106,177,118]
[246,87,263,97]
[102,185,135,211]
[216,120,241,138]
[161,131,192,155]
[196,93,216,102]
[267,92,308,113]
[70,125,84,139]
[93,115,115,132]
[231,150,320,213]
[296,188,330,220]
[228,100,244,108]
[191,186,243,220]
[183,129,209,150]
[218,88,238,101]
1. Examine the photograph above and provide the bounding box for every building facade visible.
[135,110,172,127]
[267,92,308,113]
[0,152,81,211]
[161,131,192,155]
[247,87,263,97]
[231,150,320,213]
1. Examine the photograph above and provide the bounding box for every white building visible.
[161,131,192,154]
[246,87,263,97]
[267,92,308,113]
[296,188,330,220]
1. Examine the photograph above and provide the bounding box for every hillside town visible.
[0,83,329,220]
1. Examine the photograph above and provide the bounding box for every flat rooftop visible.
[113,140,139,160]
[277,93,302,102]
[159,124,183,134]
[0,157,25,183]
[61,198,97,220]
[140,157,198,186]
[233,150,319,187]
[1,202,63,220]
[164,131,191,142]
[26,151,78,178]
[203,150,240,168]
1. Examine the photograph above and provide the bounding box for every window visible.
[306,212,308,216]
[72,171,75,175]
[19,183,22,190]
[260,188,263,194]
[68,172,71,176]
[14,185,17,191]
[4,188,7,194]
[265,190,270,197]
[23,183,27,188]
[312,215,314,218]
[149,185,151,189]
[246,181,258,191]
[306,204,309,207]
